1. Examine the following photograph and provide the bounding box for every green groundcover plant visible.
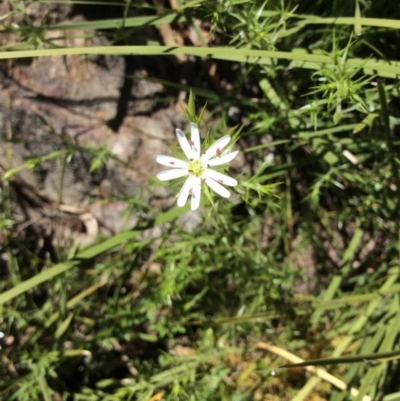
[1,1,400,400]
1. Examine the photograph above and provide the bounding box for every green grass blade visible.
[76,229,141,259]
[55,312,74,339]
[341,227,363,273]
[384,392,400,401]
[154,205,190,225]
[354,0,362,35]
[0,229,143,305]
[0,261,77,306]
[280,349,400,368]
[47,13,182,31]
[1,46,400,78]
[311,275,342,324]
[292,376,321,401]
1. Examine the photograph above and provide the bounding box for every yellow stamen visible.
[188,159,204,177]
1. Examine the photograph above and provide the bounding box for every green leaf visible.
[186,88,197,122]
[353,113,379,133]
[383,392,400,401]
[323,151,338,165]
[154,205,190,225]
[354,0,362,35]
[55,313,74,339]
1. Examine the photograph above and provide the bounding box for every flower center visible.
[188,159,204,177]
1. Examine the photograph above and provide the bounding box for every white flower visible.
[154,123,238,210]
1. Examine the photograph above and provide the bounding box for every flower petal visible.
[201,135,231,163]
[190,123,201,160]
[177,176,197,207]
[176,128,194,160]
[203,169,237,186]
[206,151,238,167]
[154,154,188,168]
[204,177,231,198]
[156,169,188,181]
[190,177,202,210]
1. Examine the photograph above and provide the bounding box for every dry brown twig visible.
[256,342,372,401]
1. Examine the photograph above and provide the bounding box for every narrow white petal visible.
[154,154,188,169]
[190,123,201,160]
[177,176,197,207]
[201,136,231,163]
[203,169,237,186]
[204,177,231,198]
[190,178,202,210]
[156,169,188,181]
[176,129,194,160]
[206,151,238,167]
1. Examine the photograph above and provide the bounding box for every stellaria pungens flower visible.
[154,123,238,210]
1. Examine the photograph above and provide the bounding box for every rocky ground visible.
[0,3,205,254]
[0,2,319,291]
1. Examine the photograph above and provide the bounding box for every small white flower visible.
[154,123,238,210]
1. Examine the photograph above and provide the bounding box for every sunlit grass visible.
[0,0,400,400]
